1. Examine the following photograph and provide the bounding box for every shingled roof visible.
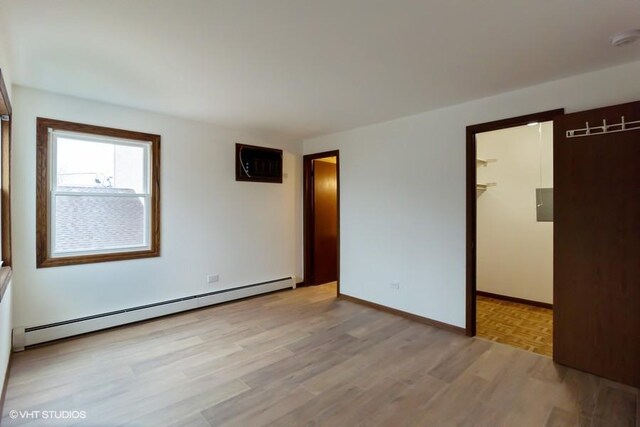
[54,187,145,253]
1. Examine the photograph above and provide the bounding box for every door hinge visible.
[0,115,9,122]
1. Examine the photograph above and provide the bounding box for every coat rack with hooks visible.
[566,116,640,138]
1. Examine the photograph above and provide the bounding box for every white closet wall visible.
[476,122,553,304]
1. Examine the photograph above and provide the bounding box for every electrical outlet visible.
[207,274,219,284]
[390,282,400,290]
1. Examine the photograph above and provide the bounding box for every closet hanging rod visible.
[566,116,640,138]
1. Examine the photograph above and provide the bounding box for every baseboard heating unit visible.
[14,277,294,350]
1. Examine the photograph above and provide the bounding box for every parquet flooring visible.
[477,295,553,357]
[2,284,637,426]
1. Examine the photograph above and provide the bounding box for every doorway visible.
[303,151,339,293]
[466,110,563,354]
[476,121,556,356]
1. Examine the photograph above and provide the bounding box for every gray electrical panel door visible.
[536,188,553,222]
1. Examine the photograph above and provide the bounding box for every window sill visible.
[0,267,12,303]
[37,249,159,268]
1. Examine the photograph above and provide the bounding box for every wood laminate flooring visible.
[2,284,638,426]
[477,295,553,357]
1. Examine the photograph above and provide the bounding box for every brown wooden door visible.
[312,159,338,285]
[554,101,640,387]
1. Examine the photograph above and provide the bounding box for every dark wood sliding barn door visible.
[554,101,640,387]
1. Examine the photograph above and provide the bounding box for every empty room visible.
[0,1,639,426]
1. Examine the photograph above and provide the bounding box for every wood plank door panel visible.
[554,101,640,387]
[312,160,338,285]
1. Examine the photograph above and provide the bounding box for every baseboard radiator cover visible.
[16,277,294,349]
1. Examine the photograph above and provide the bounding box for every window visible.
[36,118,160,267]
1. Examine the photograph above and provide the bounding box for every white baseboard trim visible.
[15,277,293,349]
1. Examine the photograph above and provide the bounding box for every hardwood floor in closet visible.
[477,295,553,357]
[2,284,637,426]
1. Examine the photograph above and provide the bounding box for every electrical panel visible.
[536,188,553,222]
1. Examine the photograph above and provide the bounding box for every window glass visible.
[51,133,150,256]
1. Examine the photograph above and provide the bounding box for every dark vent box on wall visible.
[236,143,283,183]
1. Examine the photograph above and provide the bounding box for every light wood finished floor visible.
[477,295,553,357]
[2,284,638,426]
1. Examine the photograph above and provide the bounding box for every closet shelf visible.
[476,183,497,191]
[476,158,497,167]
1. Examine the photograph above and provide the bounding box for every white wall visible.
[303,60,640,328]
[12,86,303,328]
[476,123,553,304]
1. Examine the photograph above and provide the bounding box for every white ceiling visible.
[1,1,639,141]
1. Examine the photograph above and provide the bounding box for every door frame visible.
[303,150,340,294]
[465,109,564,337]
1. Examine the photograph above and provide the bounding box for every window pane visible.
[115,144,146,193]
[54,195,148,253]
[56,137,146,193]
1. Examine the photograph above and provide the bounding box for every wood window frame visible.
[36,118,161,268]
[0,69,11,270]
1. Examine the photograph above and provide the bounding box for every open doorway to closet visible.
[466,109,563,357]
[303,151,339,294]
